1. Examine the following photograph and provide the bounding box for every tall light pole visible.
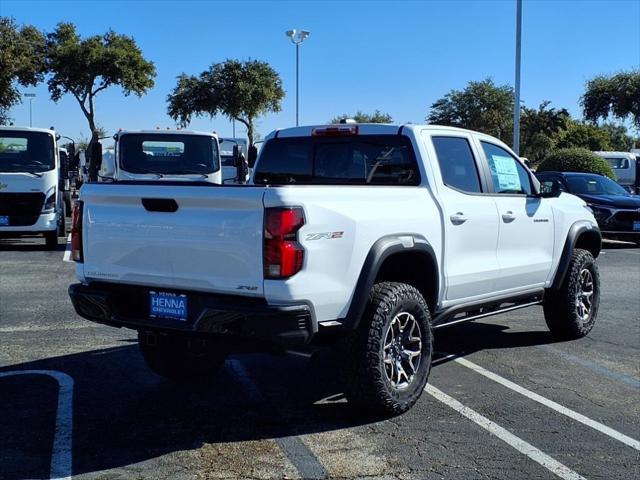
[285,29,310,127]
[513,0,523,155]
[24,93,36,127]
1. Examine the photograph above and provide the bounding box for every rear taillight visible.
[264,207,305,279]
[71,200,83,262]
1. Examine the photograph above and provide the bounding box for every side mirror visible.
[539,180,562,198]
[99,150,116,180]
[247,145,258,168]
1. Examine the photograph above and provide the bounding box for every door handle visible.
[450,212,467,225]
[502,211,516,223]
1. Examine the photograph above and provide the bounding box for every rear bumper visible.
[68,282,314,347]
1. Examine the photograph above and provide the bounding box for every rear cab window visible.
[254,135,420,185]
[119,133,220,175]
[604,157,630,169]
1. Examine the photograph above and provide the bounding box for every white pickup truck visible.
[0,126,67,248]
[69,123,602,415]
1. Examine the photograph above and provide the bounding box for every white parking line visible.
[0,369,73,480]
[62,234,72,262]
[441,353,640,451]
[425,384,586,480]
[228,359,329,479]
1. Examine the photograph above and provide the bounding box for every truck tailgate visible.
[81,184,265,296]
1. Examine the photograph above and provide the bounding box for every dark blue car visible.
[536,171,640,245]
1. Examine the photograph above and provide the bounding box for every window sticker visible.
[491,154,522,192]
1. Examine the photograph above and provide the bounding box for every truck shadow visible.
[0,321,562,478]
[0,239,66,252]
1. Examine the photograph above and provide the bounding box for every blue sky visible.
[1,0,639,144]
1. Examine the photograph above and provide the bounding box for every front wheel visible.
[138,331,227,384]
[543,248,600,339]
[340,282,433,416]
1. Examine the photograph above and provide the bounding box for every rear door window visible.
[431,136,482,193]
[254,135,419,185]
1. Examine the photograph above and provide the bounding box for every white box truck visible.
[0,126,67,249]
[98,130,222,184]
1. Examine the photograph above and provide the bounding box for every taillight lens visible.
[312,125,359,136]
[264,207,305,279]
[71,200,83,262]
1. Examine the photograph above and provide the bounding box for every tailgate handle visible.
[141,198,179,213]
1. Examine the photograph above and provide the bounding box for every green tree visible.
[330,110,393,124]
[427,78,514,143]
[46,22,156,179]
[553,120,612,151]
[167,59,284,146]
[597,123,634,151]
[538,148,615,178]
[0,17,47,125]
[519,101,570,164]
[582,69,640,128]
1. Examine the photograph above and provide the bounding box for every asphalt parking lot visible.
[0,236,638,480]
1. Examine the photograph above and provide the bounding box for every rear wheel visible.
[543,248,600,339]
[340,282,433,416]
[137,331,227,384]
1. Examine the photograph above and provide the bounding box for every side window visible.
[432,136,482,193]
[481,142,532,195]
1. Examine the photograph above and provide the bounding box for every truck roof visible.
[116,129,218,138]
[269,123,491,139]
[593,151,638,158]
[0,126,56,135]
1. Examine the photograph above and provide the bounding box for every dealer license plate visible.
[149,291,188,321]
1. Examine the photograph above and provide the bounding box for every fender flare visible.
[344,234,439,330]
[550,221,601,290]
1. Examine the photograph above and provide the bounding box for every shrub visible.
[537,148,615,178]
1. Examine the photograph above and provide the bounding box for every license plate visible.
[149,291,188,321]
[633,221,640,232]
[0,216,9,226]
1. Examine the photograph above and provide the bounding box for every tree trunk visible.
[85,95,100,182]
[87,129,99,182]
[236,117,254,146]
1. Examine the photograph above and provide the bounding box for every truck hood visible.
[0,170,57,194]
[577,193,640,209]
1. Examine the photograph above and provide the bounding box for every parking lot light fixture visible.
[285,29,311,127]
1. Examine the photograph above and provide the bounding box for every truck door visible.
[427,134,501,301]
[477,141,554,292]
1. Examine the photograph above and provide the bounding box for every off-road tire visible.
[44,230,58,250]
[138,331,227,384]
[543,248,600,339]
[340,282,433,416]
